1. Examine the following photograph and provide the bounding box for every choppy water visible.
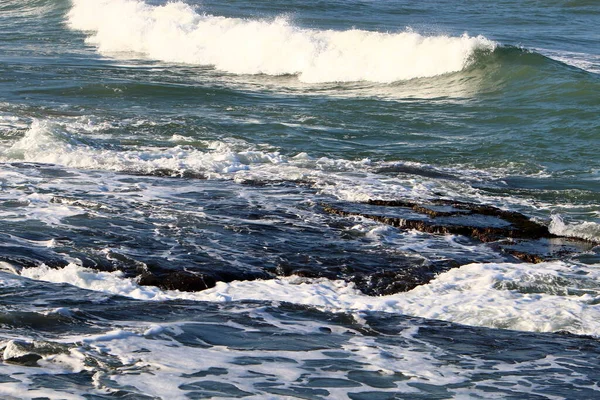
[1,0,599,398]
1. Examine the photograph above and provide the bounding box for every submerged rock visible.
[3,341,42,367]
[138,270,217,292]
[323,198,597,264]
[1,340,69,367]
[324,199,553,242]
[2,193,596,297]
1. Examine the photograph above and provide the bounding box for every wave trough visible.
[67,0,496,83]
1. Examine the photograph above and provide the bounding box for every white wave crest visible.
[549,214,600,242]
[67,0,496,83]
[536,48,600,74]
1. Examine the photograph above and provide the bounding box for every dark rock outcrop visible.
[1,340,69,367]
[138,270,217,292]
[324,199,553,243]
[3,193,596,297]
[323,198,597,265]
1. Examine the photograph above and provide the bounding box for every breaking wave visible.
[550,214,600,242]
[67,0,496,83]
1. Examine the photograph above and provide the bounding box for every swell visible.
[468,45,596,76]
[415,45,600,106]
[0,0,69,17]
[463,45,598,84]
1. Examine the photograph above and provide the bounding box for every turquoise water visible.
[0,0,599,398]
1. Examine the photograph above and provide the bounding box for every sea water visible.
[0,0,599,398]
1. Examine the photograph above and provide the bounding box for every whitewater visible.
[67,0,496,83]
[0,0,599,398]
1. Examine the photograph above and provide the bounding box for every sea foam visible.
[2,119,288,176]
[550,214,600,242]
[67,0,496,83]
[16,260,600,337]
[0,118,437,202]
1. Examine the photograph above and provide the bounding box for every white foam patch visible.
[0,266,24,288]
[0,114,28,134]
[16,260,600,337]
[0,119,288,176]
[43,320,463,398]
[0,178,84,227]
[549,214,600,242]
[19,263,168,300]
[0,119,445,202]
[537,47,600,74]
[6,313,588,399]
[67,0,496,83]
[4,118,583,211]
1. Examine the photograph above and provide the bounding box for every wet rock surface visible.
[133,197,596,295]
[1,340,69,367]
[2,176,597,297]
[323,199,597,263]
[324,199,553,243]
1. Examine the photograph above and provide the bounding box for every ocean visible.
[1,0,599,398]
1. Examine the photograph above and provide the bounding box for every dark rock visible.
[350,260,458,296]
[503,249,546,264]
[323,198,597,267]
[4,353,42,367]
[1,340,69,367]
[131,168,207,179]
[328,201,553,242]
[139,270,217,292]
[5,191,595,297]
